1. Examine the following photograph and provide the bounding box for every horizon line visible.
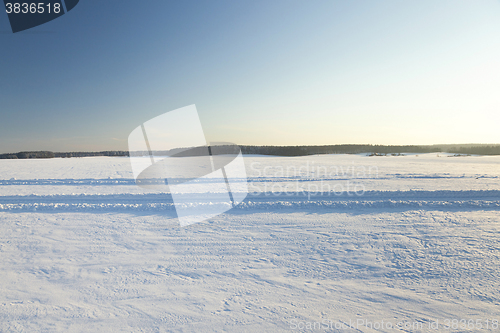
[2,143,500,156]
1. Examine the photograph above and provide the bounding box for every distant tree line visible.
[54,151,129,158]
[0,151,56,159]
[0,151,129,159]
[239,145,443,156]
[446,145,500,156]
[1,144,500,159]
[240,144,500,156]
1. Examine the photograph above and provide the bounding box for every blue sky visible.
[1,0,499,153]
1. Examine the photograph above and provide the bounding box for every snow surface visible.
[0,154,499,332]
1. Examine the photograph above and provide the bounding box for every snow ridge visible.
[0,190,498,212]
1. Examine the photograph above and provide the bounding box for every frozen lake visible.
[0,154,499,332]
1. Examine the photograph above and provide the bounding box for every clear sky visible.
[1,0,499,153]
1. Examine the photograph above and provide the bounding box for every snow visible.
[0,154,499,332]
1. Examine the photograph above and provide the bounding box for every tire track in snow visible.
[0,190,498,212]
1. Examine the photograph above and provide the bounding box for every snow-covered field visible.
[0,154,499,332]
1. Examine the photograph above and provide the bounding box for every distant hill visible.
[1,144,500,159]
